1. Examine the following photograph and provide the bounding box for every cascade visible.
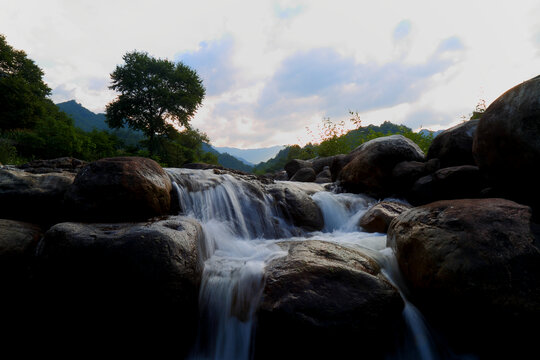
[167,168,470,360]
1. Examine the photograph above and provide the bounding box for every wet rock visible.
[388,198,540,357]
[338,135,425,198]
[34,216,204,358]
[256,240,403,359]
[427,119,479,168]
[359,201,411,233]
[65,157,172,222]
[0,169,75,225]
[284,159,312,179]
[315,166,332,184]
[267,182,324,232]
[473,75,540,218]
[182,162,224,170]
[290,167,316,182]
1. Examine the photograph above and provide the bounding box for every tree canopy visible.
[106,51,206,155]
[0,34,51,130]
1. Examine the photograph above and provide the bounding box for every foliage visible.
[106,51,205,155]
[0,34,51,131]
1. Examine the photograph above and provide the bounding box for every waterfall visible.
[167,168,471,360]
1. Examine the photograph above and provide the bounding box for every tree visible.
[0,34,51,130]
[106,51,205,155]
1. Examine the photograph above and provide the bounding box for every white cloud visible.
[1,0,539,147]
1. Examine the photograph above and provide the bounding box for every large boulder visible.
[65,157,172,222]
[284,159,312,179]
[290,167,316,182]
[359,201,411,233]
[473,75,540,217]
[18,157,86,174]
[387,198,540,357]
[34,216,204,358]
[407,165,486,205]
[0,219,43,355]
[329,153,353,181]
[266,182,324,232]
[315,166,332,183]
[391,158,440,195]
[427,119,479,168]
[256,240,403,359]
[0,169,75,225]
[338,135,425,197]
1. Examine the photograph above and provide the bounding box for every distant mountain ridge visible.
[214,145,285,164]
[57,100,108,131]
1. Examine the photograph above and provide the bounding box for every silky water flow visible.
[167,168,474,360]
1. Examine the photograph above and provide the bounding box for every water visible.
[167,168,467,360]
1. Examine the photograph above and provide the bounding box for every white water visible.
[167,168,466,360]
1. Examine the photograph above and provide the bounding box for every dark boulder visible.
[388,198,540,357]
[312,156,334,174]
[329,153,353,182]
[359,201,411,233]
[473,75,540,218]
[315,166,332,184]
[34,216,204,358]
[427,119,479,168]
[65,157,172,222]
[407,165,486,205]
[391,158,440,194]
[0,219,43,355]
[290,167,316,182]
[0,169,75,225]
[267,182,324,232]
[18,157,86,174]
[273,170,288,181]
[338,135,425,198]
[284,159,312,179]
[256,240,403,359]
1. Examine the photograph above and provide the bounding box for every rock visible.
[18,157,86,174]
[315,166,332,184]
[256,240,403,359]
[290,167,316,182]
[0,169,75,225]
[34,216,204,358]
[0,219,43,355]
[182,162,224,170]
[387,198,540,357]
[267,182,324,232]
[284,159,312,179]
[473,75,540,218]
[312,156,334,174]
[427,119,479,168]
[65,157,172,222]
[329,153,353,182]
[273,170,288,181]
[359,201,411,233]
[408,165,486,206]
[338,135,425,197]
[391,159,440,194]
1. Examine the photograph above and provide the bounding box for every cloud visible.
[176,36,238,96]
[256,38,465,120]
[393,20,412,41]
[274,3,305,19]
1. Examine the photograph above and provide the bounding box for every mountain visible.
[214,145,285,164]
[57,100,108,131]
[56,100,144,146]
[202,143,254,172]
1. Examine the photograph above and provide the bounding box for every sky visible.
[2,0,539,148]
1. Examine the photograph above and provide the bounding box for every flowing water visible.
[167,168,471,360]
